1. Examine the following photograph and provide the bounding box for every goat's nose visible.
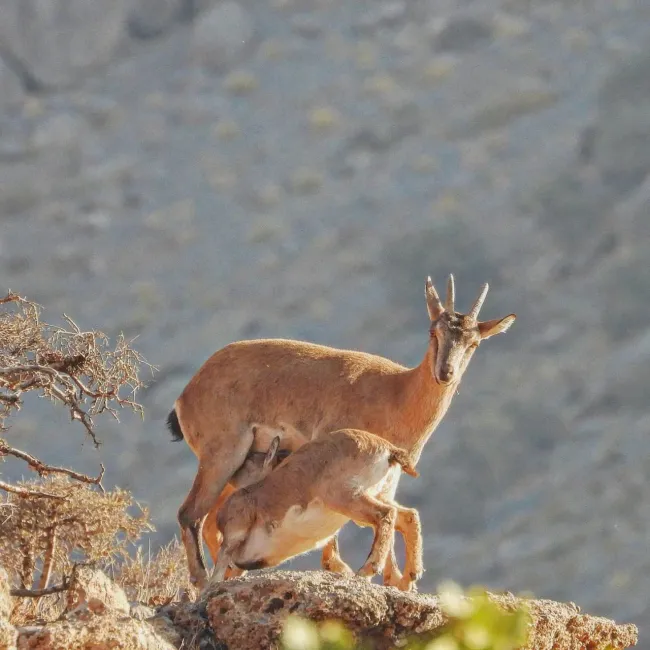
[441,364,455,381]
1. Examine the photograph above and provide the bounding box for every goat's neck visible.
[394,343,458,463]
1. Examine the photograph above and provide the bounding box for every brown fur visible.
[212,429,423,591]
[172,275,516,590]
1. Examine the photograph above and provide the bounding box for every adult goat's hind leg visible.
[178,433,254,590]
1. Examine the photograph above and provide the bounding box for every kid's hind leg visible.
[393,505,423,592]
[383,546,404,588]
[324,492,397,579]
[321,534,354,576]
[376,470,404,588]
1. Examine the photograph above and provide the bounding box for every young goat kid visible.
[211,429,422,591]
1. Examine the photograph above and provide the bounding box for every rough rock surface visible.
[1,569,639,650]
[16,615,175,650]
[0,619,17,650]
[65,567,130,617]
[166,571,639,650]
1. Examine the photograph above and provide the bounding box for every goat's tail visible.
[166,408,184,442]
[389,448,419,478]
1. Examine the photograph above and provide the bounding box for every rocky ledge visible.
[0,571,638,650]
[0,569,639,650]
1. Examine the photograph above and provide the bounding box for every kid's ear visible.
[264,436,281,469]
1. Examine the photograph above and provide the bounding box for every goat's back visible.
[175,339,409,452]
[242,428,402,509]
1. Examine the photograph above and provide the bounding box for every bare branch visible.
[0,440,105,488]
[0,480,66,500]
[48,384,100,448]
[10,578,70,598]
[0,292,22,306]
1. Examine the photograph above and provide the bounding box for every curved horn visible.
[469,283,489,321]
[445,274,455,313]
[425,276,444,320]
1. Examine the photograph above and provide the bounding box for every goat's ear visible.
[264,436,281,469]
[478,314,516,339]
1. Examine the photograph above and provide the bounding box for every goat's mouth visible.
[433,367,456,386]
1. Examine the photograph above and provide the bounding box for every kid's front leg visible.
[321,534,354,575]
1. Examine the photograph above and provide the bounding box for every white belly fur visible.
[237,454,399,566]
[242,500,349,566]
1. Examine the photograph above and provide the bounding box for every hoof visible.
[382,570,403,588]
[396,577,418,592]
[357,562,379,578]
[324,562,355,576]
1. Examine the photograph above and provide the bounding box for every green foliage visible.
[281,581,530,650]
[282,617,358,650]
[411,581,530,650]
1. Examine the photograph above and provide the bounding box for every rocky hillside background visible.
[1,0,650,645]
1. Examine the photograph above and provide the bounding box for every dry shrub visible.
[0,291,151,444]
[0,475,152,622]
[108,537,194,607]
[0,291,178,621]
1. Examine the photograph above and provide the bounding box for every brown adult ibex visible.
[168,275,516,589]
[212,429,423,591]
